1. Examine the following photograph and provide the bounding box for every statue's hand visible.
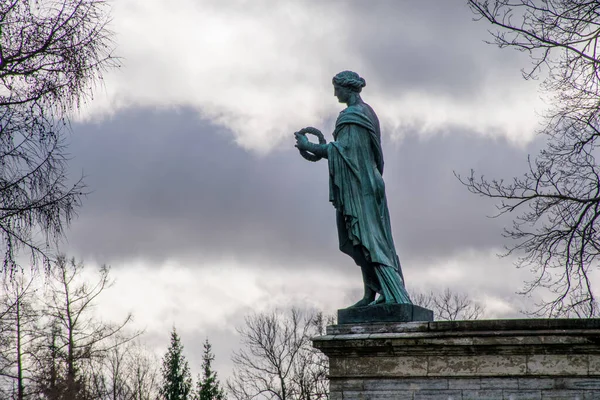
[294,127,327,162]
[294,132,309,151]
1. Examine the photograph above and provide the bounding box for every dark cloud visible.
[389,128,538,263]
[336,0,531,97]
[65,107,537,271]
[67,108,334,266]
[60,0,546,280]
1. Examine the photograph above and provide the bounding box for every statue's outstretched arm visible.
[302,141,329,159]
[295,128,329,161]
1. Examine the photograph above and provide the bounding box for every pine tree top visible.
[160,327,193,400]
[195,338,225,400]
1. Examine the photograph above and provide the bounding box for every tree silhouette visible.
[194,339,225,400]
[0,0,117,273]
[461,0,600,317]
[160,328,192,400]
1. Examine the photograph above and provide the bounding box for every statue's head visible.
[332,71,366,93]
[332,71,365,104]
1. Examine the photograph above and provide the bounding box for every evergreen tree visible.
[160,328,192,400]
[195,339,225,400]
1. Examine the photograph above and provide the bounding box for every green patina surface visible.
[295,71,413,312]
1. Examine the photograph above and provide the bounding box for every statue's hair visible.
[332,70,366,93]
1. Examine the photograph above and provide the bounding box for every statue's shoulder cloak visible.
[333,104,384,174]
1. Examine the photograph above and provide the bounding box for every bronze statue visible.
[295,71,412,308]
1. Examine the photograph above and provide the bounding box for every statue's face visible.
[334,84,351,104]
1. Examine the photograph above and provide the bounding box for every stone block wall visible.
[313,319,600,400]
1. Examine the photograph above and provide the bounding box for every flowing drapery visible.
[328,104,411,304]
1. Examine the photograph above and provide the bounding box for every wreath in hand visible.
[296,127,326,162]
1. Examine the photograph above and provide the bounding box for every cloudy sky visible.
[54,0,560,380]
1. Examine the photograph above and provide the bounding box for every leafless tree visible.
[0,273,43,400]
[459,0,600,317]
[411,288,485,321]
[125,342,160,400]
[0,0,117,273]
[228,309,331,400]
[86,336,133,400]
[0,257,151,400]
[289,312,331,400]
[88,338,160,400]
[34,256,139,399]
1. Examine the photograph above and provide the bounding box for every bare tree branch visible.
[461,0,600,317]
[411,288,485,321]
[35,255,141,399]
[0,0,117,273]
[228,309,331,400]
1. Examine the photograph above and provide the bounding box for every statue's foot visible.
[368,294,385,306]
[349,294,375,308]
[369,295,399,306]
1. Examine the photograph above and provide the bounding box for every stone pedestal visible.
[313,319,600,400]
[338,304,433,324]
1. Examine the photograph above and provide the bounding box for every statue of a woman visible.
[295,71,412,308]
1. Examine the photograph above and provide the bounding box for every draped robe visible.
[327,103,411,304]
